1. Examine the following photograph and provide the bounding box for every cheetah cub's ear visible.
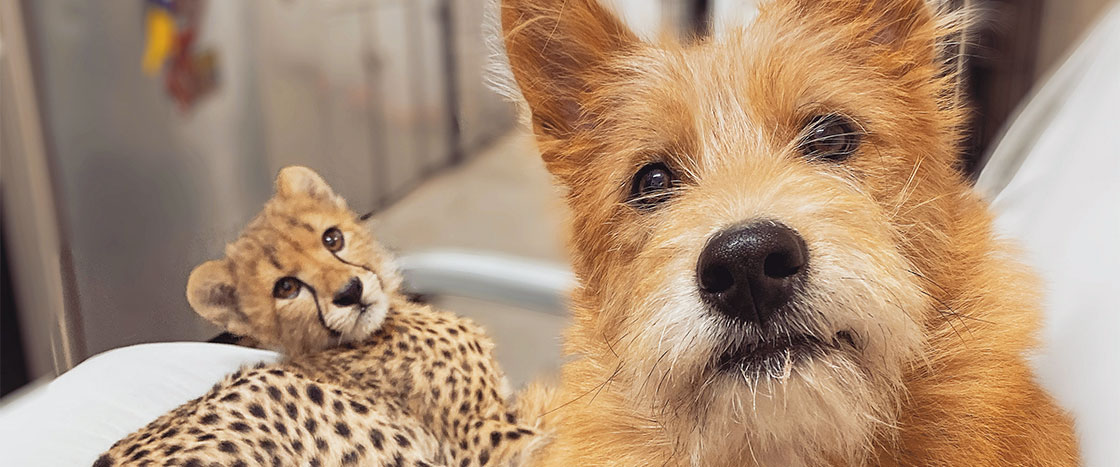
[276,166,344,207]
[187,259,253,337]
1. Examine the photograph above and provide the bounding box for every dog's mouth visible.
[714,330,857,375]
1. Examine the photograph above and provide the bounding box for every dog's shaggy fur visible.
[497,0,1079,465]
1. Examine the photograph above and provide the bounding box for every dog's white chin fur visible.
[630,313,909,466]
[685,354,900,466]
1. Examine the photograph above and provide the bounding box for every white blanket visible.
[0,343,279,466]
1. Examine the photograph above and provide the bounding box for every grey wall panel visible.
[24,0,271,358]
[368,0,424,200]
[18,0,518,366]
[252,0,382,212]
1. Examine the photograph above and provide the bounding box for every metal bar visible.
[0,0,85,376]
[436,0,463,165]
[397,251,574,316]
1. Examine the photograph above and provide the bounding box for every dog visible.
[496,0,1080,465]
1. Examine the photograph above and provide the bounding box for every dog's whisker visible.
[601,329,621,359]
[541,360,625,419]
[639,348,673,397]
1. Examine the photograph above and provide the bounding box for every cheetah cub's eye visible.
[800,114,861,162]
[322,227,344,252]
[273,277,301,299]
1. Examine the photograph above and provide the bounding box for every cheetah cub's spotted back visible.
[95,167,545,466]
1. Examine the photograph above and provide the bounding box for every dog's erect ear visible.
[500,0,638,139]
[785,0,947,73]
[187,259,254,336]
[276,166,338,202]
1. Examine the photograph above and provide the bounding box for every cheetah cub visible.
[94,167,544,467]
[188,166,400,355]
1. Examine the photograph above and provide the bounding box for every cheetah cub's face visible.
[187,166,401,354]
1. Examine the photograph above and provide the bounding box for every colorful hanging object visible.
[141,0,218,112]
[141,2,176,75]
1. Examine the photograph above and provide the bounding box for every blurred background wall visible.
[3,0,528,393]
[0,0,680,395]
[1,0,1115,396]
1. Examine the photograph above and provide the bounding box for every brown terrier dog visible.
[497,0,1079,465]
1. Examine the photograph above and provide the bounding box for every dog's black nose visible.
[332,278,363,307]
[696,221,808,326]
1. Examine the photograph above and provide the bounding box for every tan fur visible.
[498,0,1079,465]
[187,166,401,355]
[96,167,542,466]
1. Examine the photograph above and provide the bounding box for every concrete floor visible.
[372,130,570,387]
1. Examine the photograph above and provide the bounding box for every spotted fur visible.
[95,167,543,466]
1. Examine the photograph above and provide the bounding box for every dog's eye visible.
[322,227,344,252]
[273,277,301,299]
[801,114,861,161]
[629,163,678,208]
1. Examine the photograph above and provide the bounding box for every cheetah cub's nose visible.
[332,277,364,307]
